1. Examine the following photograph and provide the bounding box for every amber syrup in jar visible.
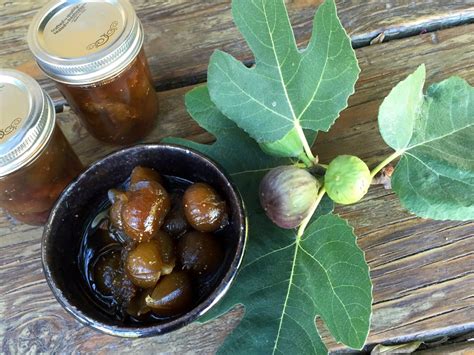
[0,69,83,225]
[28,0,158,145]
[79,175,227,323]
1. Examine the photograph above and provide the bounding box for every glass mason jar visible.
[0,69,83,225]
[27,0,158,145]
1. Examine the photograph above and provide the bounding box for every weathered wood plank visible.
[1,18,474,355]
[1,0,473,105]
[417,342,474,354]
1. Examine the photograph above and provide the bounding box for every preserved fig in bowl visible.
[93,249,122,297]
[125,231,176,288]
[108,189,128,231]
[183,183,227,232]
[126,289,152,318]
[259,166,321,229]
[325,155,371,205]
[177,231,224,276]
[163,191,190,238]
[93,248,137,306]
[120,180,171,243]
[145,271,194,317]
[129,166,163,186]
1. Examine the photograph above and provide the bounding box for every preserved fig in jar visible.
[259,166,321,229]
[28,0,158,144]
[145,271,194,316]
[0,70,82,225]
[183,183,227,232]
[325,155,371,205]
[177,231,224,276]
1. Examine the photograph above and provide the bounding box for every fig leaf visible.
[164,86,372,354]
[379,65,474,220]
[207,0,359,144]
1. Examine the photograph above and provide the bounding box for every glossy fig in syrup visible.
[183,183,227,233]
[108,189,128,231]
[93,249,137,306]
[125,231,176,288]
[130,166,164,186]
[163,191,190,238]
[145,271,194,316]
[177,231,224,276]
[122,180,170,243]
[108,167,170,243]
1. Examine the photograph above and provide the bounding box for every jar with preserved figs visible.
[27,0,158,145]
[0,69,83,225]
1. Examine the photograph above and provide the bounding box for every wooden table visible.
[1,1,474,353]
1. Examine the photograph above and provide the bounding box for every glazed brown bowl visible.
[42,144,247,337]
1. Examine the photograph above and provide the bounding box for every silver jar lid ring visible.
[0,69,55,177]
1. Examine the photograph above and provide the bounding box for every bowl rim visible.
[42,143,248,337]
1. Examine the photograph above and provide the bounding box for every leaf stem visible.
[370,151,401,178]
[298,152,313,168]
[294,121,316,164]
[297,187,326,239]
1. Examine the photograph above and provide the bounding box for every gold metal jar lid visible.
[27,0,144,86]
[0,69,55,177]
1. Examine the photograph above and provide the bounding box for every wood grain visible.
[1,22,474,353]
[1,0,473,105]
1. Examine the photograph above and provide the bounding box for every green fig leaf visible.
[259,128,317,160]
[164,86,372,354]
[378,65,474,220]
[208,0,359,143]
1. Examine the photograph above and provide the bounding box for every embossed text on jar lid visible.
[0,70,55,177]
[28,0,143,86]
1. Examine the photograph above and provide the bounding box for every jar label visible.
[41,2,124,58]
[49,4,87,35]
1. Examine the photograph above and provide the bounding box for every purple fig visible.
[259,166,320,229]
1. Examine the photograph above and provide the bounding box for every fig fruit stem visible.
[370,151,401,179]
[294,121,316,164]
[298,152,313,168]
[297,187,326,239]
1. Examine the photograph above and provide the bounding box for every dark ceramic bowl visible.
[42,144,247,337]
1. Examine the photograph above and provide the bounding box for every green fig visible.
[325,155,371,205]
[259,166,320,229]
